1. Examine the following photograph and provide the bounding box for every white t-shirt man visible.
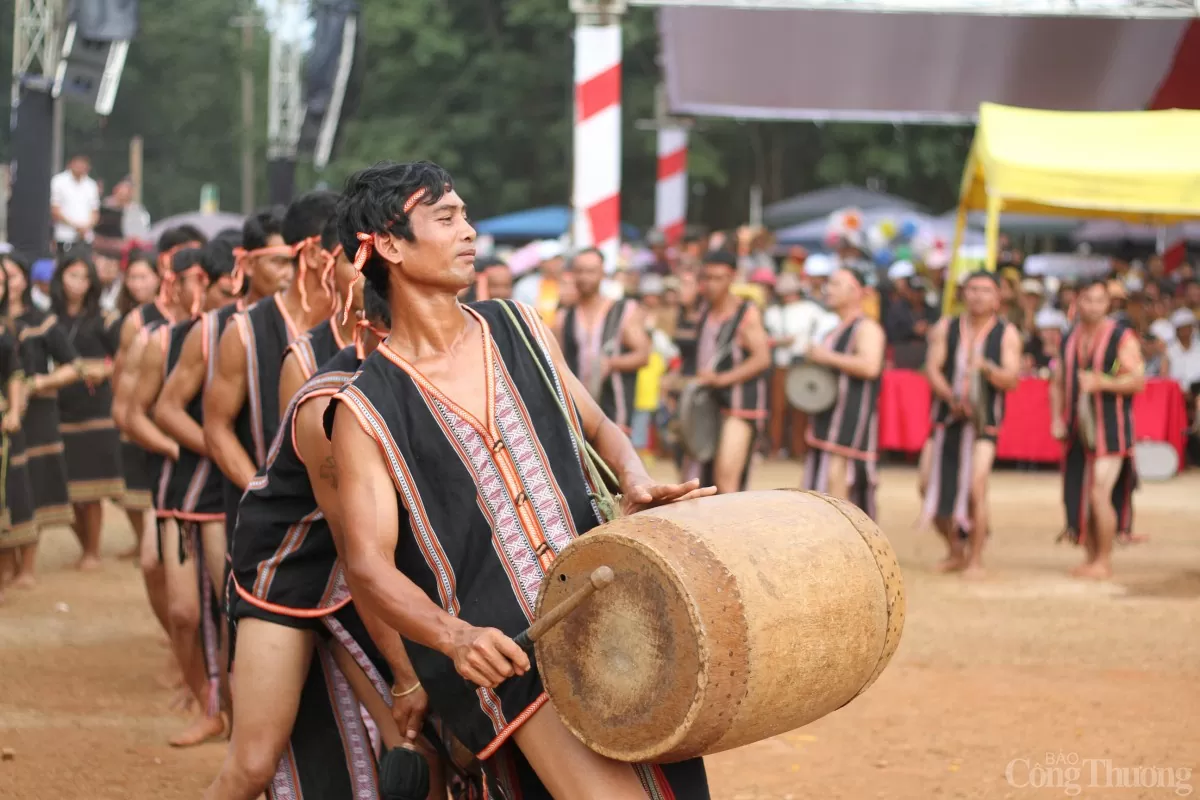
[1167,317,1200,392]
[50,165,101,246]
[763,299,837,368]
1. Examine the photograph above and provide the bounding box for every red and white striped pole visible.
[572,1,624,269]
[655,126,688,246]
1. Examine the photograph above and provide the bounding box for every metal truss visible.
[628,0,1200,19]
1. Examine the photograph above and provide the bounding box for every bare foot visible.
[1070,562,1112,580]
[12,573,36,590]
[77,555,102,572]
[118,546,139,561]
[961,565,987,581]
[934,555,966,573]
[168,713,226,748]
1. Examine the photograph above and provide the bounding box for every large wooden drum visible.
[535,489,905,763]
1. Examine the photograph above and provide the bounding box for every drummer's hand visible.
[694,369,718,387]
[448,624,529,688]
[1077,370,1100,394]
[1051,418,1067,441]
[1,412,19,434]
[390,682,429,743]
[806,344,831,366]
[621,477,717,515]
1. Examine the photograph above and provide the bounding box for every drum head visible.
[678,382,721,463]
[1133,440,1178,481]
[785,364,837,414]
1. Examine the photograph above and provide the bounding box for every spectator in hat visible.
[30,258,55,311]
[512,240,566,325]
[883,260,937,369]
[1167,308,1200,396]
[1027,307,1068,376]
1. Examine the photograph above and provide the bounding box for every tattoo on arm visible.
[320,455,338,488]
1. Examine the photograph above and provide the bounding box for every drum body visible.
[677,381,721,462]
[968,369,989,430]
[1077,392,1097,450]
[785,362,837,414]
[1133,440,1178,481]
[534,490,905,763]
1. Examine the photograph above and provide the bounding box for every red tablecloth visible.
[878,371,1188,467]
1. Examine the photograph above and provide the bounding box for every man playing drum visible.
[554,247,650,433]
[919,271,1021,577]
[328,161,714,798]
[802,267,886,518]
[1050,278,1144,580]
[678,250,772,494]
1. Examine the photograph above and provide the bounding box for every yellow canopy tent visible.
[946,102,1200,314]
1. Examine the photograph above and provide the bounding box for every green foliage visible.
[0,0,973,231]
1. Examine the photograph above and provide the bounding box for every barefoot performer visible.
[115,228,206,548]
[555,247,650,434]
[0,294,36,599]
[4,252,83,588]
[126,244,236,745]
[802,266,886,518]
[213,289,470,800]
[329,161,714,797]
[50,249,124,570]
[920,271,1021,576]
[678,250,772,494]
[204,193,338,537]
[1051,278,1144,580]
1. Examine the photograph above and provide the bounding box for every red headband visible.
[230,244,295,295]
[344,186,429,324]
[175,264,211,318]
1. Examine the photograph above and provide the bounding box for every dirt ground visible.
[1,462,1198,799]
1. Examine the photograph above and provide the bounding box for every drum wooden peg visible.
[513,566,614,652]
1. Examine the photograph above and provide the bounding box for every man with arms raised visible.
[1051,278,1144,579]
[330,161,713,798]
[920,271,1021,578]
[802,266,886,518]
[204,193,337,532]
[555,247,650,433]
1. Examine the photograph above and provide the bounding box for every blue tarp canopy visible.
[474,206,640,242]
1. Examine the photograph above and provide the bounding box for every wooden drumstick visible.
[512,566,614,652]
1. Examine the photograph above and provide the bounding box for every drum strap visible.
[498,301,622,523]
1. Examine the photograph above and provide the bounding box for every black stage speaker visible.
[54,1,135,115]
[8,85,56,260]
[299,0,364,170]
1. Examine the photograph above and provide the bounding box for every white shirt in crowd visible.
[50,169,100,244]
[763,299,837,368]
[1167,331,1200,390]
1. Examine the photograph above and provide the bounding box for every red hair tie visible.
[345,233,373,325]
[230,248,248,295]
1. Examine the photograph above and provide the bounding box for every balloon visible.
[844,209,863,231]
[894,245,912,262]
[824,231,841,248]
[873,248,894,267]
[898,220,918,240]
[878,219,897,241]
